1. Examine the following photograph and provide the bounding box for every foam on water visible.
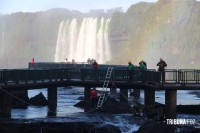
[11,87,200,132]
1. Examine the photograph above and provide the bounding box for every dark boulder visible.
[101,99,131,114]
[41,122,95,133]
[134,120,175,133]
[77,96,84,100]
[177,105,200,114]
[0,120,98,133]
[74,100,96,109]
[74,98,131,114]
[91,124,121,133]
[29,92,47,106]
[74,100,86,108]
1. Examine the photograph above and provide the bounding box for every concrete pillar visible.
[120,88,128,103]
[84,87,91,101]
[134,89,140,98]
[0,89,12,118]
[47,87,57,116]
[165,90,177,119]
[144,89,155,116]
[12,90,29,108]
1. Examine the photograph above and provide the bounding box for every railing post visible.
[49,69,52,82]
[15,70,19,84]
[25,70,28,84]
[81,69,85,81]
[60,69,63,81]
[3,70,7,85]
[33,70,36,83]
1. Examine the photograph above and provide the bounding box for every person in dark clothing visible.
[90,88,97,107]
[157,58,167,83]
[92,60,99,80]
[92,60,99,68]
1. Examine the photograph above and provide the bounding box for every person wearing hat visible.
[139,61,147,82]
[128,61,137,81]
[139,60,147,68]
[128,61,136,70]
[139,61,147,70]
[157,58,167,83]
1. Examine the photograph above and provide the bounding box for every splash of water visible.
[54,17,111,63]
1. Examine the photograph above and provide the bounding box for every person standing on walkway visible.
[92,60,99,80]
[139,61,147,82]
[92,60,99,68]
[128,61,137,81]
[157,58,167,83]
[139,60,147,68]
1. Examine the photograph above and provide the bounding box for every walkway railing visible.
[0,67,200,86]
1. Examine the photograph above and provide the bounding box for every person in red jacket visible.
[92,60,99,80]
[90,88,97,107]
[92,60,99,68]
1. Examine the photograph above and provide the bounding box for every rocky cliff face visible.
[109,0,200,69]
[0,9,84,68]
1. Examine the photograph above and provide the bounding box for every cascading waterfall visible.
[54,17,111,64]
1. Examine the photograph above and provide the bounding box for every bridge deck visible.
[0,63,199,90]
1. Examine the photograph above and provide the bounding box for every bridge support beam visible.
[120,88,128,103]
[0,89,12,118]
[84,87,91,101]
[47,87,57,116]
[165,90,177,119]
[144,89,155,116]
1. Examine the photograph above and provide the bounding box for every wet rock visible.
[41,122,95,133]
[91,124,121,133]
[74,100,95,109]
[178,126,200,133]
[101,99,131,114]
[0,122,42,133]
[74,100,85,108]
[177,105,200,114]
[29,92,47,106]
[74,98,131,114]
[0,121,98,133]
[134,120,175,133]
[77,96,84,100]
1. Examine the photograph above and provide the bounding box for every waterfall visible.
[54,17,111,63]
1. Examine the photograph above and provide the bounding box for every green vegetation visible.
[109,0,200,69]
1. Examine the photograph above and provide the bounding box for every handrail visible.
[1,68,200,85]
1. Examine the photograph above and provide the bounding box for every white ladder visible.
[97,67,113,108]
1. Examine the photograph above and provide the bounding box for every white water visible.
[54,17,111,63]
[11,88,200,132]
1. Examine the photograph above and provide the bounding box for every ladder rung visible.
[97,67,113,108]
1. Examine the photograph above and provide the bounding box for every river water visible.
[11,87,200,132]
